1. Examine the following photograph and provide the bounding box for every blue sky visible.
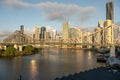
[0,0,120,40]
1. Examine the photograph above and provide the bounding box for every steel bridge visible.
[0,24,120,49]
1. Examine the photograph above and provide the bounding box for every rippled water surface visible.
[0,48,105,80]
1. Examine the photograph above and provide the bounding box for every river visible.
[0,48,105,80]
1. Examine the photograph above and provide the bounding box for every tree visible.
[23,45,34,54]
[5,45,16,56]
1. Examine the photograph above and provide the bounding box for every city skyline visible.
[0,0,120,40]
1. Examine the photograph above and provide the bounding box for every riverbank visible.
[0,45,42,57]
[0,51,33,57]
[0,47,98,57]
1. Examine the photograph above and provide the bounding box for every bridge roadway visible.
[0,42,92,51]
[0,41,120,46]
[0,42,100,47]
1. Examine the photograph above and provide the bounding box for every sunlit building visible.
[69,27,82,48]
[49,29,57,43]
[94,27,101,48]
[83,31,92,48]
[44,31,50,41]
[62,21,70,41]
[98,20,105,47]
[50,29,57,39]
[117,27,120,44]
[34,26,41,43]
[104,19,114,46]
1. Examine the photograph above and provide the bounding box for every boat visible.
[97,54,106,62]
[97,48,109,54]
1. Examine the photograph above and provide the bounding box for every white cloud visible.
[1,0,29,8]
[1,0,97,23]
[0,30,12,40]
[35,2,96,22]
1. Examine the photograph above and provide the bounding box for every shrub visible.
[5,45,16,56]
[23,45,34,54]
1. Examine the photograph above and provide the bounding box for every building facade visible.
[20,25,24,34]
[34,26,41,43]
[94,27,101,48]
[40,26,46,41]
[62,21,69,41]
[83,31,92,48]
[106,1,114,22]
[69,27,82,48]
[104,19,114,46]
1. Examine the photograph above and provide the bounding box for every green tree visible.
[23,45,34,54]
[5,45,16,56]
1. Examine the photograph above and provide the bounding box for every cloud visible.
[1,0,96,22]
[0,30,12,41]
[34,2,96,22]
[1,0,29,8]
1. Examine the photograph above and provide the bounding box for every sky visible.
[0,0,120,40]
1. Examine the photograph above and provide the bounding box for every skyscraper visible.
[98,20,105,46]
[62,21,69,40]
[50,29,57,39]
[69,27,82,48]
[34,26,41,42]
[20,25,24,33]
[40,26,46,41]
[106,1,114,22]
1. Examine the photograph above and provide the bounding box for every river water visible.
[0,48,105,80]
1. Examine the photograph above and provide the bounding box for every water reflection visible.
[30,60,37,79]
[88,51,92,60]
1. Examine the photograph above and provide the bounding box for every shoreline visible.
[0,47,97,57]
[0,47,42,57]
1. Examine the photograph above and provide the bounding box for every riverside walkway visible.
[55,67,120,80]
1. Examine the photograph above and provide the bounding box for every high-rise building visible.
[69,27,82,48]
[94,27,101,48]
[69,27,82,40]
[44,31,50,40]
[20,25,24,33]
[34,26,41,42]
[106,1,114,22]
[50,29,57,39]
[62,21,69,41]
[83,31,92,48]
[40,26,46,41]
